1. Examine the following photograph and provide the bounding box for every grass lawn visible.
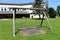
[0,17,60,40]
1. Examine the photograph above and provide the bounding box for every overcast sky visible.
[0,0,60,10]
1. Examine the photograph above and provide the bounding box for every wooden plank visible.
[9,7,47,10]
[13,9,16,37]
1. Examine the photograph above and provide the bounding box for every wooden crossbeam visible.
[9,7,47,11]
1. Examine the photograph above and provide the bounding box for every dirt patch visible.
[19,27,46,36]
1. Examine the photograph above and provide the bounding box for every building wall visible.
[0,5,33,13]
[0,3,46,18]
[30,14,45,19]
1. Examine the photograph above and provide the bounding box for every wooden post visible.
[13,8,16,37]
[43,11,53,31]
[40,13,44,27]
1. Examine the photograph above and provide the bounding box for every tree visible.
[34,0,43,18]
[48,8,56,18]
[57,6,60,16]
[34,0,45,27]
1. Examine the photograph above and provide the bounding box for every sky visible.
[0,0,60,10]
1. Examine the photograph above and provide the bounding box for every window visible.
[5,8,6,11]
[18,9,19,11]
[1,8,3,11]
[9,8,11,11]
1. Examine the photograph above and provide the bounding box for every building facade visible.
[0,2,46,18]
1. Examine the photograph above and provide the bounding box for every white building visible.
[0,2,46,18]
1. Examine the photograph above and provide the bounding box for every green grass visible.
[0,17,60,40]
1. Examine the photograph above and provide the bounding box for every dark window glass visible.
[18,9,19,11]
[5,8,6,11]
[1,8,3,11]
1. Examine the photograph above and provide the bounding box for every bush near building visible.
[48,8,56,18]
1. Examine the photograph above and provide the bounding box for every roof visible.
[0,2,46,5]
[0,2,34,5]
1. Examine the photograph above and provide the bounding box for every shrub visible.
[48,8,56,18]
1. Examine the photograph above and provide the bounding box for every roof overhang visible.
[0,2,34,5]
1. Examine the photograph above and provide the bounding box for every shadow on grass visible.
[36,25,51,31]
[15,28,21,35]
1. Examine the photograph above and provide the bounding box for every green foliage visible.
[57,6,60,16]
[49,8,56,18]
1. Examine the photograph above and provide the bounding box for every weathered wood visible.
[13,8,16,37]
[43,11,53,31]
[9,7,47,10]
